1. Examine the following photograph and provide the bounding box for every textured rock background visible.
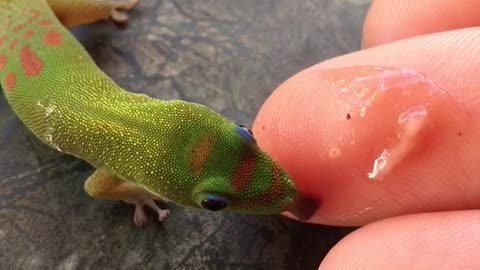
[0,0,370,269]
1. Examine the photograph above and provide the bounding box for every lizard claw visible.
[157,209,170,221]
[144,198,170,222]
[132,198,169,227]
[111,0,140,23]
[134,202,148,227]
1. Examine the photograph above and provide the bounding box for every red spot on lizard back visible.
[19,46,44,76]
[5,72,17,92]
[0,54,6,71]
[24,30,36,39]
[43,31,63,47]
[0,37,6,47]
[31,10,42,17]
[9,39,18,51]
[13,24,26,33]
[28,10,42,24]
[39,20,53,27]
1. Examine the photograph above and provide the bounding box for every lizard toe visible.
[111,0,140,23]
[133,202,147,227]
[158,209,170,222]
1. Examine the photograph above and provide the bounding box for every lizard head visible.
[189,122,298,216]
[147,101,309,216]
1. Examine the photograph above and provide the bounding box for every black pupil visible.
[201,198,228,211]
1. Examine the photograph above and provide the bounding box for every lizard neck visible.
[47,88,166,167]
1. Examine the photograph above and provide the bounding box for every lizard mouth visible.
[285,191,320,221]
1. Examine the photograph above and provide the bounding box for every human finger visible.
[254,28,480,225]
[363,0,480,48]
[319,210,480,270]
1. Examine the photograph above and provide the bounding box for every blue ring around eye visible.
[206,193,224,201]
[236,126,256,144]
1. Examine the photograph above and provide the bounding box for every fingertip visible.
[255,28,480,226]
[363,0,480,48]
[319,211,480,270]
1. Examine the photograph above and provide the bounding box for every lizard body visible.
[0,0,307,226]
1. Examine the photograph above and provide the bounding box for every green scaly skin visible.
[0,0,300,221]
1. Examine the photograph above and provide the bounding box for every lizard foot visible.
[111,0,140,23]
[133,198,170,227]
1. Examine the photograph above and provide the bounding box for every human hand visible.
[253,0,480,269]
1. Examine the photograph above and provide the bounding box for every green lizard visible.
[0,0,317,226]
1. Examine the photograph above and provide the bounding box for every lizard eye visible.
[196,193,230,211]
[236,125,256,144]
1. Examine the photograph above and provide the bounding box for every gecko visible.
[0,0,317,226]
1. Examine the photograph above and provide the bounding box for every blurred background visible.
[0,0,370,269]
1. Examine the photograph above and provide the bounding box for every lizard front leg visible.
[84,167,170,227]
[47,0,140,27]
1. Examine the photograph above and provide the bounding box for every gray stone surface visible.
[0,0,369,269]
